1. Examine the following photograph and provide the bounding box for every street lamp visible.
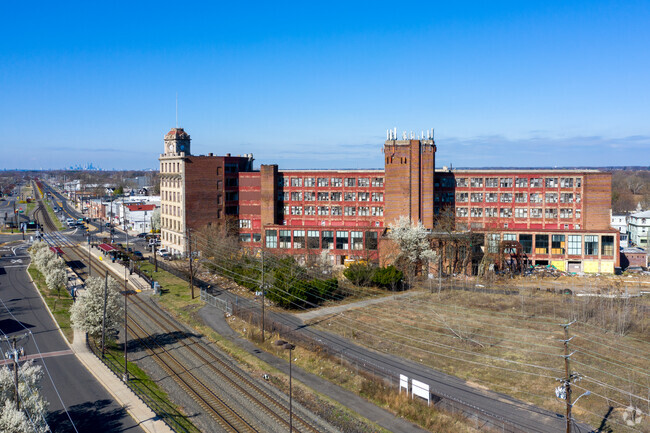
[274,339,296,432]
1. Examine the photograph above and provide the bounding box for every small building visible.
[620,247,647,269]
[611,214,627,233]
[627,210,650,248]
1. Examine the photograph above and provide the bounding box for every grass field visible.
[28,265,75,342]
[311,287,650,432]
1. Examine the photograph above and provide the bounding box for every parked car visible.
[156,248,169,257]
[137,232,148,238]
[132,251,143,260]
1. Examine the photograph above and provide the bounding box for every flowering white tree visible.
[150,208,161,232]
[45,258,67,299]
[70,276,123,339]
[387,216,438,285]
[0,361,49,433]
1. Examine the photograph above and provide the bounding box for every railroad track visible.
[130,297,322,433]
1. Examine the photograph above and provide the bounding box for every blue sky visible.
[1,1,649,170]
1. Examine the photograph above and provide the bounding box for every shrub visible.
[372,265,404,290]
[343,263,376,286]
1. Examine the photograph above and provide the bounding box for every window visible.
[304,191,315,201]
[358,206,369,216]
[336,231,349,250]
[330,192,342,201]
[226,178,238,187]
[515,192,527,203]
[372,206,383,216]
[520,234,533,254]
[500,178,513,188]
[483,192,496,203]
[358,178,369,187]
[500,208,512,218]
[283,205,290,215]
[279,230,291,248]
[530,208,543,218]
[515,178,528,188]
[470,208,483,217]
[345,178,356,187]
[265,230,277,248]
[487,234,500,253]
[291,206,302,215]
[331,206,342,216]
[485,178,498,188]
[318,206,329,215]
[551,235,565,254]
[545,177,558,188]
[344,192,356,201]
[372,177,384,187]
[279,177,289,187]
[291,192,303,201]
[535,235,549,254]
[601,235,614,256]
[530,193,542,203]
[322,231,334,249]
[317,178,329,187]
[291,178,301,187]
[456,207,468,217]
[344,206,356,216]
[351,231,363,250]
[560,193,574,203]
[371,192,383,202]
[307,230,319,249]
[585,235,598,256]
[576,178,582,187]
[568,235,582,255]
[471,177,484,187]
[515,208,528,218]
[358,192,369,201]
[225,163,238,173]
[305,206,315,215]
[304,177,315,187]
[456,192,469,202]
[560,208,573,218]
[253,233,261,242]
[530,178,542,188]
[317,192,329,201]
[240,233,252,242]
[575,193,581,203]
[576,209,581,219]
[331,178,342,187]
[293,230,305,249]
[456,178,468,187]
[545,208,558,219]
[217,180,223,189]
[560,178,573,188]
[441,177,454,188]
[279,192,290,201]
[545,192,558,203]
[500,193,513,203]
[365,231,378,250]
[239,219,251,229]
[471,193,483,203]
[485,207,498,217]
[503,233,517,241]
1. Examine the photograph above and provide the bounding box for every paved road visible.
[0,241,145,433]
[206,287,594,433]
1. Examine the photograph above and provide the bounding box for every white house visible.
[628,210,650,248]
[125,204,157,233]
[611,214,629,248]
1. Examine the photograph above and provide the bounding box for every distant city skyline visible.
[2,1,649,170]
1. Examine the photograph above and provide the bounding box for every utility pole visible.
[101,271,108,358]
[12,338,19,408]
[260,250,265,342]
[560,320,576,433]
[153,243,158,272]
[187,229,194,299]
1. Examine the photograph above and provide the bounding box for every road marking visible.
[0,349,74,366]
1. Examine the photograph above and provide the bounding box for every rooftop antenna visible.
[175,92,178,128]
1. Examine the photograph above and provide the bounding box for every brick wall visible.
[583,172,612,231]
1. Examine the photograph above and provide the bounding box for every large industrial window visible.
[279,230,291,248]
[552,235,565,254]
[265,230,277,248]
[291,178,302,187]
[372,207,383,216]
[530,193,542,203]
[304,177,315,187]
[470,177,484,187]
[485,178,498,188]
[500,208,512,218]
[330,192,342,201]
[568,235,582,255]
[456,178,468,187]
[239,234,251,242]
[456,207,468,217]
[345,178,356,187]
[317,178,329,187]
[291,206,302,215]
[331,178,342,187]
[358,192,369,201]
[456,193,468,202]
[530,178,542,188]
[318,206,329,215]
[307,230,319,249]
[331,206,342,216]
[358,206,369,216]
[317,192,329,201]
[500,178,513,188]
[545,193,558,203]
[365,231,378,250]
[344,206,356,216]
[486,193,498,203]
[535,234,549,254]
[545,178,558,188]
[470,208,483,217]
[585,235,598,256]
[372,192,383,202]
[515,208,528,218]
[560,193,574,203]
[291,192,302,201]
[515,193,527,203]
[601,236,614,256]
[503,233,517,241]
[305,206,315,215]
[336,231,349,250]
[519,234,533,254]
[304,192,315,201]
[545,208,558,219]
[500,193,513,203]
[560,208,573,218]
[471,193,483,202]
[372,177,384,187]
[322,231,334,249]
[351,231,363,250]
[344,192,356,201]
[358,178,369,187]
[560,178,573,188]
[530,208,543,218]
[487,234,500,253]
[485,208,498,217]
[293,230,305,249]
[515,178,528,188]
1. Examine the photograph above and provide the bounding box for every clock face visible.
[180,145,185,151]
[167,143,174,152]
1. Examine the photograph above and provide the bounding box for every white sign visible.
[412,379,430,406]
[399,374,409,394]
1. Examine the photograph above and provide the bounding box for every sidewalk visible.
[85,243,152,293]
[71,328,174,433]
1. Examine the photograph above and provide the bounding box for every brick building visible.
[159,128,619,272]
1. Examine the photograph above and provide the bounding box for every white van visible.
[66,218,75,226]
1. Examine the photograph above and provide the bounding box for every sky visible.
[1,1,649,170]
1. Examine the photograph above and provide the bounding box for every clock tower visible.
[163,127,191,155]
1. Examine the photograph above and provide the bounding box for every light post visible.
[274,339,296,432]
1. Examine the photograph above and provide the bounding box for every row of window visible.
[455,177,582,188]
[162,217,181,232]
[455,192,581,204]
[265,229,378,250]
[280,177,384,188]
[162,204,182,217]
[162,230,182,246]
[161,179,181,188]
[161,161,181,173]
[162,190,182,203]
[282,205,384,216]
[487,233,614,256]
[457,207,581,219]
[279,191,384,202]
